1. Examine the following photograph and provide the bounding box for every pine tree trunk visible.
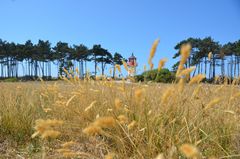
[35,61,38,77]
[204,57,207,75]
[102,60,104,76]
[198,62,200,74]
[94,55,97,76]
[209,62,212,79]
[234,56,237,77]
[237,56,240,77]
[221,58,225,77]
[231,56,233,79]
[85,60,87,77]
[16,61,18,78]
[1,62,3,78]
[212,55,216,79]
[7,57,10,78]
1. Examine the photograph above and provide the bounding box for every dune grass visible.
[0,41,240,159]
[0,80,240,158]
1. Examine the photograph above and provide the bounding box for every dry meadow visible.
[0,78,240,159]
[0,42,240,159]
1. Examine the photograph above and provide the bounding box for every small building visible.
[127,53,137,76]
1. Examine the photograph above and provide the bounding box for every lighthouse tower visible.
[127,53,137,76]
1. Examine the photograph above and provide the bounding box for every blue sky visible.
[0,0,240,75]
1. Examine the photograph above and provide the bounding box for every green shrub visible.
[142,69,158,81]
[139,68,175,83]
[134,74,144,82]
[3,78,18,82]
[155,69,175,83]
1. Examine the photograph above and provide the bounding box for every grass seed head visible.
[230,92,240,101]
[208,52,212,61]
[66,95,76,106]
[117,115,128,124]
[180,144,200,158]
[115,64,121,73]
[178,78,185,92]
[82,125,102,136]
[134,88,144,100]
[63,152,77,158]
[148,39,160,63]
[150,63,154,70]
[178,66,196,77]
[205,98,221,110]
[61,141,76,148]
[84,101,97,112]
[154,153,165,159]
[57,148,72,153]
[148,39,160,69]
[122,60,129,71]
[114,98,122,109]
[177,43,191,76]
[189,74,205,85]
[94,116,116,128]
[128,120,137,130]
[75,67,79,74]
[105,152,116,159]
[161,88,173,105]
[147,110,152,116]
[43,108,52,113]
[33,119,63,135]
[192,85,202,99]
[158,58,168,72]
[41,130,61,139]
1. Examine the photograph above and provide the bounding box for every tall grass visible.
[0,79,240,158]
[0,41,240,158]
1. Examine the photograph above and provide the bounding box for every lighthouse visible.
[127,53,138,76]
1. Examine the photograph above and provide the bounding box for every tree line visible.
[1,37,240,80]
[173,37,240,80]
[0,39,125,79]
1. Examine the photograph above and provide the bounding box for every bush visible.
[137,68,175,83]
[3,78,18,82]
[134,74,144,82]
[155,69,175,83]
[142,69,158,81]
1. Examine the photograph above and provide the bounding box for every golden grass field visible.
[0,42,240,159]
[0,79,240,159]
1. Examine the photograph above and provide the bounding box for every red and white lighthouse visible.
[127,53,137,76]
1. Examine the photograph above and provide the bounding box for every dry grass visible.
[0,42,240,159]
[0,80,240,158]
